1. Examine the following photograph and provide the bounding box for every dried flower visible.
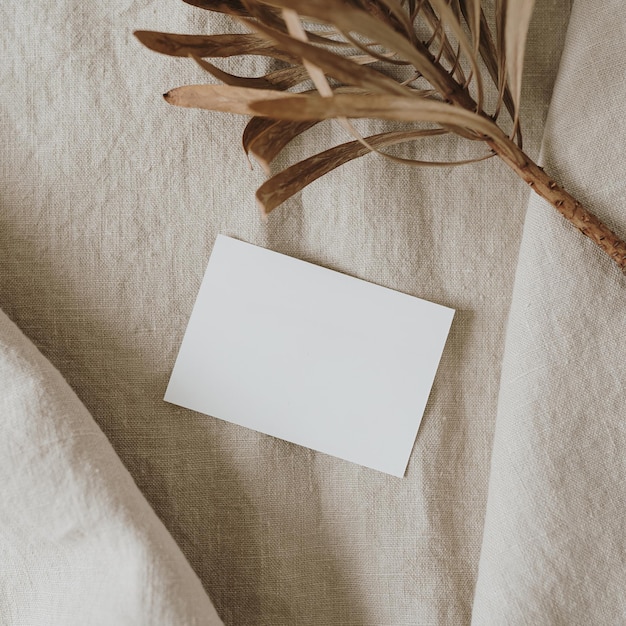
[136,0,626,272]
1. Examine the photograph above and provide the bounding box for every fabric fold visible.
[472,0,626,622]
[0,307,222,626]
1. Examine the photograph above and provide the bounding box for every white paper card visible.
[165,235,454,477]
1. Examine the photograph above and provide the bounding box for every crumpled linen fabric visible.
[0,307,222,625]
[2,0,624,623]
[472,0,626,622]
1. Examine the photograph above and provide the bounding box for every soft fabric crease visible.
[0,308,222,625]
[473,0,626,622]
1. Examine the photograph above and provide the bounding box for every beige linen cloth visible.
[1,0,625,623]
[472,0,626,621]
[0,308,221,625]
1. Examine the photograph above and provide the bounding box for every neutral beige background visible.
[473,0,626,621]
[0,306,222,625]
[4,0,624,624]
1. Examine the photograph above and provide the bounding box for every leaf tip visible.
[255,193,271,219]
[250,152,271,176]
[133,30,152,48]
[163,90,176,105]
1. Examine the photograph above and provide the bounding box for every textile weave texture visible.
[2,0,625,623]
[0,307,222,625]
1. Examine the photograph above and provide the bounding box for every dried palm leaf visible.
[243,118,319,172]
[256,128,495,212]
[135,0,626,272]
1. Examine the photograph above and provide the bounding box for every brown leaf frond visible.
[366,0,418,44]
[248,93,500,138]
[420,2,466,84]
[259,0,455,96]
[244,118,320,172]
[503,0,536,136]
[459,0,480,58]
[191,55,310,90]
[469,7,522,146]
[246,20,414,96]
[428,0,483,109]
[182,0,253,17]
[137,0,536,211]
[134,30,296,62]
[163,84,298,115]
[494,0,508,117]
[256,128,495,213]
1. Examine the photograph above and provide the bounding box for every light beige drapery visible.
[1,0,624,623]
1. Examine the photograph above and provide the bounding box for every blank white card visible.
[165,235,454,477]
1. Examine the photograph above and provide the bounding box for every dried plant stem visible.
[491,138,626,272]
[434,66,626,272]
[136,1,626,274]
